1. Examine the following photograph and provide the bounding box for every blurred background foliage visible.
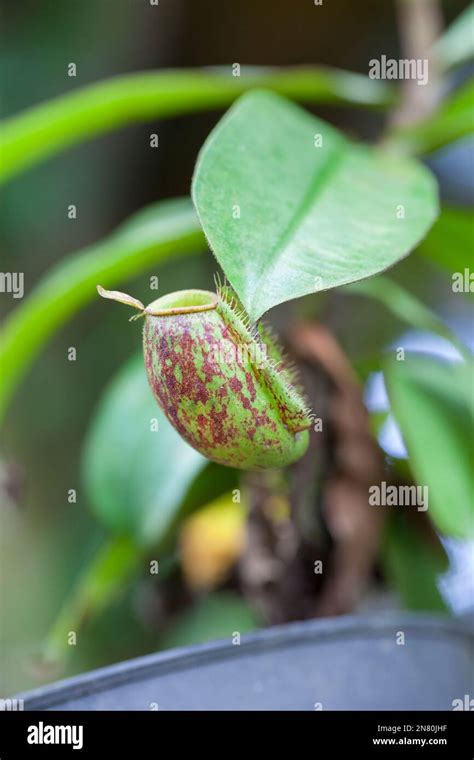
[0,0,473,695]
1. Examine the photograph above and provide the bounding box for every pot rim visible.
[15,613,473,710]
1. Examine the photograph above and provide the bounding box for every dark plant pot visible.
[19,614,473,711]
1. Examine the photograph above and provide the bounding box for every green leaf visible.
[384,354,474,538]
[382,513,448,612]
[82,355,207,547]
[434,4,474,71]
[345,275,469,359]
[159,592,259,650]
[393,80,474,155]
[180,461,239,516]
[43,536,141,662]
[0,197,204,423]
[192,90,438,322]
[0,67,392,185]
[417,205,474,282]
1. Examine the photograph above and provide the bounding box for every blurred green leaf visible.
[192,90,438,321]
[159,592,260,650]
[382,513,448,612]
[393,79,474,154]
[0,66,392,184]
[417,205,474,283]
[180,461,239,516]
[384,354,474,538]
[42,491,244,668]
[83,354,208,547]
[43,536,141,662]
[345,275,469,359]
[0,197,204,423]
[434,4,474,71]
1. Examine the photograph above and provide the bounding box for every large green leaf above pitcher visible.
[192,90,439,322]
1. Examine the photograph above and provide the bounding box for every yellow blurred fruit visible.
[180,493,246,590]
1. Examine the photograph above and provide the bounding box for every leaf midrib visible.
[246,135,347,320]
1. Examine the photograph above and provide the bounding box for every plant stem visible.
[393,0,444,126]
